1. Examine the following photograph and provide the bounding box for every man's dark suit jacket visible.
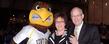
[68,23,100,44]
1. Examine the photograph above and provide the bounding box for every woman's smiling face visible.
[55,17,65,31]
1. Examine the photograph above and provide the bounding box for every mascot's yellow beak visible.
[29,8,53,26]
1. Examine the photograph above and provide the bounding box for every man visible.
[69,7,100,44]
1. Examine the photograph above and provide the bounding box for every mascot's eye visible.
[48,8,51,11]
[32,14,40,20]
[46,17,51,22]
[35,5,40,9]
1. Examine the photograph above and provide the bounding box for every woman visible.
[48,11,71,44]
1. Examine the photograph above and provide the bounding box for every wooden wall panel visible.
[13,0,33,10]
[88,0,96,24]
[103,0,109,25]
[88,0,102,24]
[88,0,109,25]
[0,0,13,8]
[94,0,102,24]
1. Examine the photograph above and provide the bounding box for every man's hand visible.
[69,35,78,44]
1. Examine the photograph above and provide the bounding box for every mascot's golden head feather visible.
[29,1,53,30]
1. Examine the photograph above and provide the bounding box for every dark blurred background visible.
[0,0,109,44]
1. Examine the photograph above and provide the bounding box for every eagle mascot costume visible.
[11,1,53,44]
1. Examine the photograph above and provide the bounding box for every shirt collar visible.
[75,21,83,30]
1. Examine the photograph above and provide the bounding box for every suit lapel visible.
[78,23,87,41]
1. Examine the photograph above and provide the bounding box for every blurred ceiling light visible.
[93,1,95,5]
[24,15,26,17]
[105,2,108,6]
[85,0,87,3]
[10,18,12,20]
[13,14,15,16]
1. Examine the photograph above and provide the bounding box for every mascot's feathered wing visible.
[12,1,53,44]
